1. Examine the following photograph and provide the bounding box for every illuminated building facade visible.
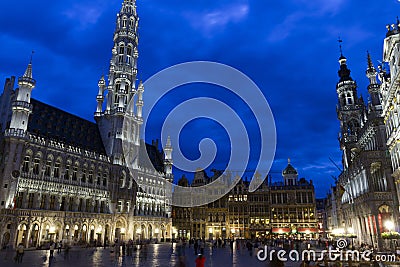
[331,24,400,249]
[172,161,318,239]
[0,0,172,249]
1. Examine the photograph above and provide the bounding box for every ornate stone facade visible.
[328,29,400,250]
[172,161,317,240]
[0,0,172,249]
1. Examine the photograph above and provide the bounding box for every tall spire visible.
[95,0,142,163]
[100,0,139,116]
[337,39,353,82]
[366,51,381,107]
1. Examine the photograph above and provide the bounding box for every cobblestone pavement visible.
[0,243,302,267]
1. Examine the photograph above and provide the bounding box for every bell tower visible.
[95,0,142,165]
[336,41,366,168]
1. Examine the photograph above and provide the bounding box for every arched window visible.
[103,173,108,187]
[54,158,61,178]
[22,156,30,173]
[45,155,53,177]
[32,156,41,175]
[81,168,87,183]
[119,171,126,188]
[72,163,78,181]
[347,93,353,105]
[64,160,72,180]
[116,82,121,92]
[130,17,135,28]
[88,169,94,184]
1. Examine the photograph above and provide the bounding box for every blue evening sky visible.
[0,0,399,197]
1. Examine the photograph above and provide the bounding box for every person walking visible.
[195,254,206,267]
[200,240,205,255]
[16,243,24,263]
[57,241,62,254]
[49,242,55,258]
[194,240,199,255]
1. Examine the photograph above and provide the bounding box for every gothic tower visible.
[95,0,141,165]
[336,48,366,168]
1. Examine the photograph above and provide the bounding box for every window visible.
[94,200,99,212]
[60,196,66,211]
[81,170,86,183]
[4,184,7,188]
[119,45,124,55]
[16,192,24,208]
[103,174,107,187]
[49,195,56,210]
[96,173,101,186]
[88,170,93,183]
[72,166,78,181]
[33,158,40,175]
[68,197,74,211]
[86,199,90,212]
[45,161,51,176]
[40,195,47,209]
[27,193,34,209]
[117,201,122,212]
[22,156,30,172]
[54,161,60,178]
[64,165,70,180]
[78,199,83,212]
[100,201,105,213]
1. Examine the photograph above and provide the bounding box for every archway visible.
[115,221,126,242]
[29,224,39,247]
[141,224,146,240]
[82,225,87,242]
[160,224,165,241]
[16,224,27,246]
[2,232,10,249]
[104,225,110,245]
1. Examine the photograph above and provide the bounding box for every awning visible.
[297,228,318,233]
[272,228,291,233]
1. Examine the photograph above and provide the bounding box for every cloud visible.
[184,3,249,36]
[267,0,346,42]
[63,3,107,29]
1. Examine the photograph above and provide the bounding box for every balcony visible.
[12,101,32,112]
[4,128,26,138]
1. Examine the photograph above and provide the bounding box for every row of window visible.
[15,192,108,213]
[22,155,109,187]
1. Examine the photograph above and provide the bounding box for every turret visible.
[9,58,35,133]
[366,52,381,107]
[164,136,173,181]
[282,158,298,186]
[95,75,106,117]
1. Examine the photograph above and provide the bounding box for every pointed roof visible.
[23,63,33,79]
[282,158,298,175]
[18,55,36,87]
